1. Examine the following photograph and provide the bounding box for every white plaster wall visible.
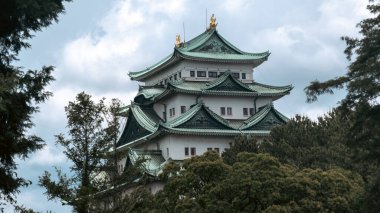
[154,93,278,121]
[145,62,184,86]
[135,140,159,150]
[256,97,274,109]
[144,60,255,85]
[159,134,234,161]
[203,95,255,120]
[156,93,196,122]
[153,103,165,120]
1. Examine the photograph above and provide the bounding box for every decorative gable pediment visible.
[176,106,232,130]
[206,74,253,92]
[193,34,239,54]
[245,109,287,131]
[117,113,151,147]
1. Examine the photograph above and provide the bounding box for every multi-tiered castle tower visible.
[116,16,292,176]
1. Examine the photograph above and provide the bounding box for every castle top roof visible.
[129,28,270,81]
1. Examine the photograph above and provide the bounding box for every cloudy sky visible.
[6,0,370,212]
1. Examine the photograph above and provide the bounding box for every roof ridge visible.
[178,28,215,51]
[240,104,272,129]
[164,103,202,127]
[250,81,293,90]
[239,103,289,130]
[130,104,158,132]
[205,71,254,92]
[202,104,233,129]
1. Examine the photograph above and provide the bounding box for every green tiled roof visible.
[133,73,292,104]
[128,149,166,176]
[129,28,270,81]
[130,104,158,132]
[162,127,270,137]
[240,103,289,130]
[205,71,253,92]
[164,102,232,129]
[136,86,166,100]
[116,102,288,149]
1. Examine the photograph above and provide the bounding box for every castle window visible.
[243,108,248,116]
[207,147,213,151]
[227,107,232,115]
[174,74,177,80]
[179,72,181,78]
[218,72,225,77]
[170,107,175,117]
[190,71,195,77]
[169,76,173,81]
[181,106,186,114]
[191,147,196,156]
[220,107,226,115]
[208,71,217,78]
[232,72,240,79]
[197,71,206,77]
[169,108,175,117]
[249,108,255,115]
[242,73,246,79]
[185,147,189,156]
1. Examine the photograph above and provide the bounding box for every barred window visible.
[208,71,217,78]
[242,73,246,79]
[227,107,232,115]
[243,108,248,116]
[232,72,240,79]
[197,71,206,77]
[220,107,226,115]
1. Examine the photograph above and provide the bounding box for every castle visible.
[116,16,292,176]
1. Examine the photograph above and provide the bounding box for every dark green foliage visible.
[39,92,114,213]
[0,0,70,208]
[304,1,380,210]
[222,136,259,165]
[261,110,354,170]
[147,152,364,212]
[0,0,71,63]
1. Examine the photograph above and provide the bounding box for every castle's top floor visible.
[128,22,270,85]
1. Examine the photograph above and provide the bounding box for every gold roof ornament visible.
[175,34,181,47]
[209,14,217,29]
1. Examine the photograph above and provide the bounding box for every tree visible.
[304,1,380,210]
[149,152,364,212]
[304,0,380,163]
[39,92,112,213]
[0,0,71,208]
[261,111,355,170]
[222,136,259,165]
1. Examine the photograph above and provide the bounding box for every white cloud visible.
[317,0,370,36]
[297,106,332,121]
[220,0,253,13]
[27,145,66,166]
[60,0,187,92]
